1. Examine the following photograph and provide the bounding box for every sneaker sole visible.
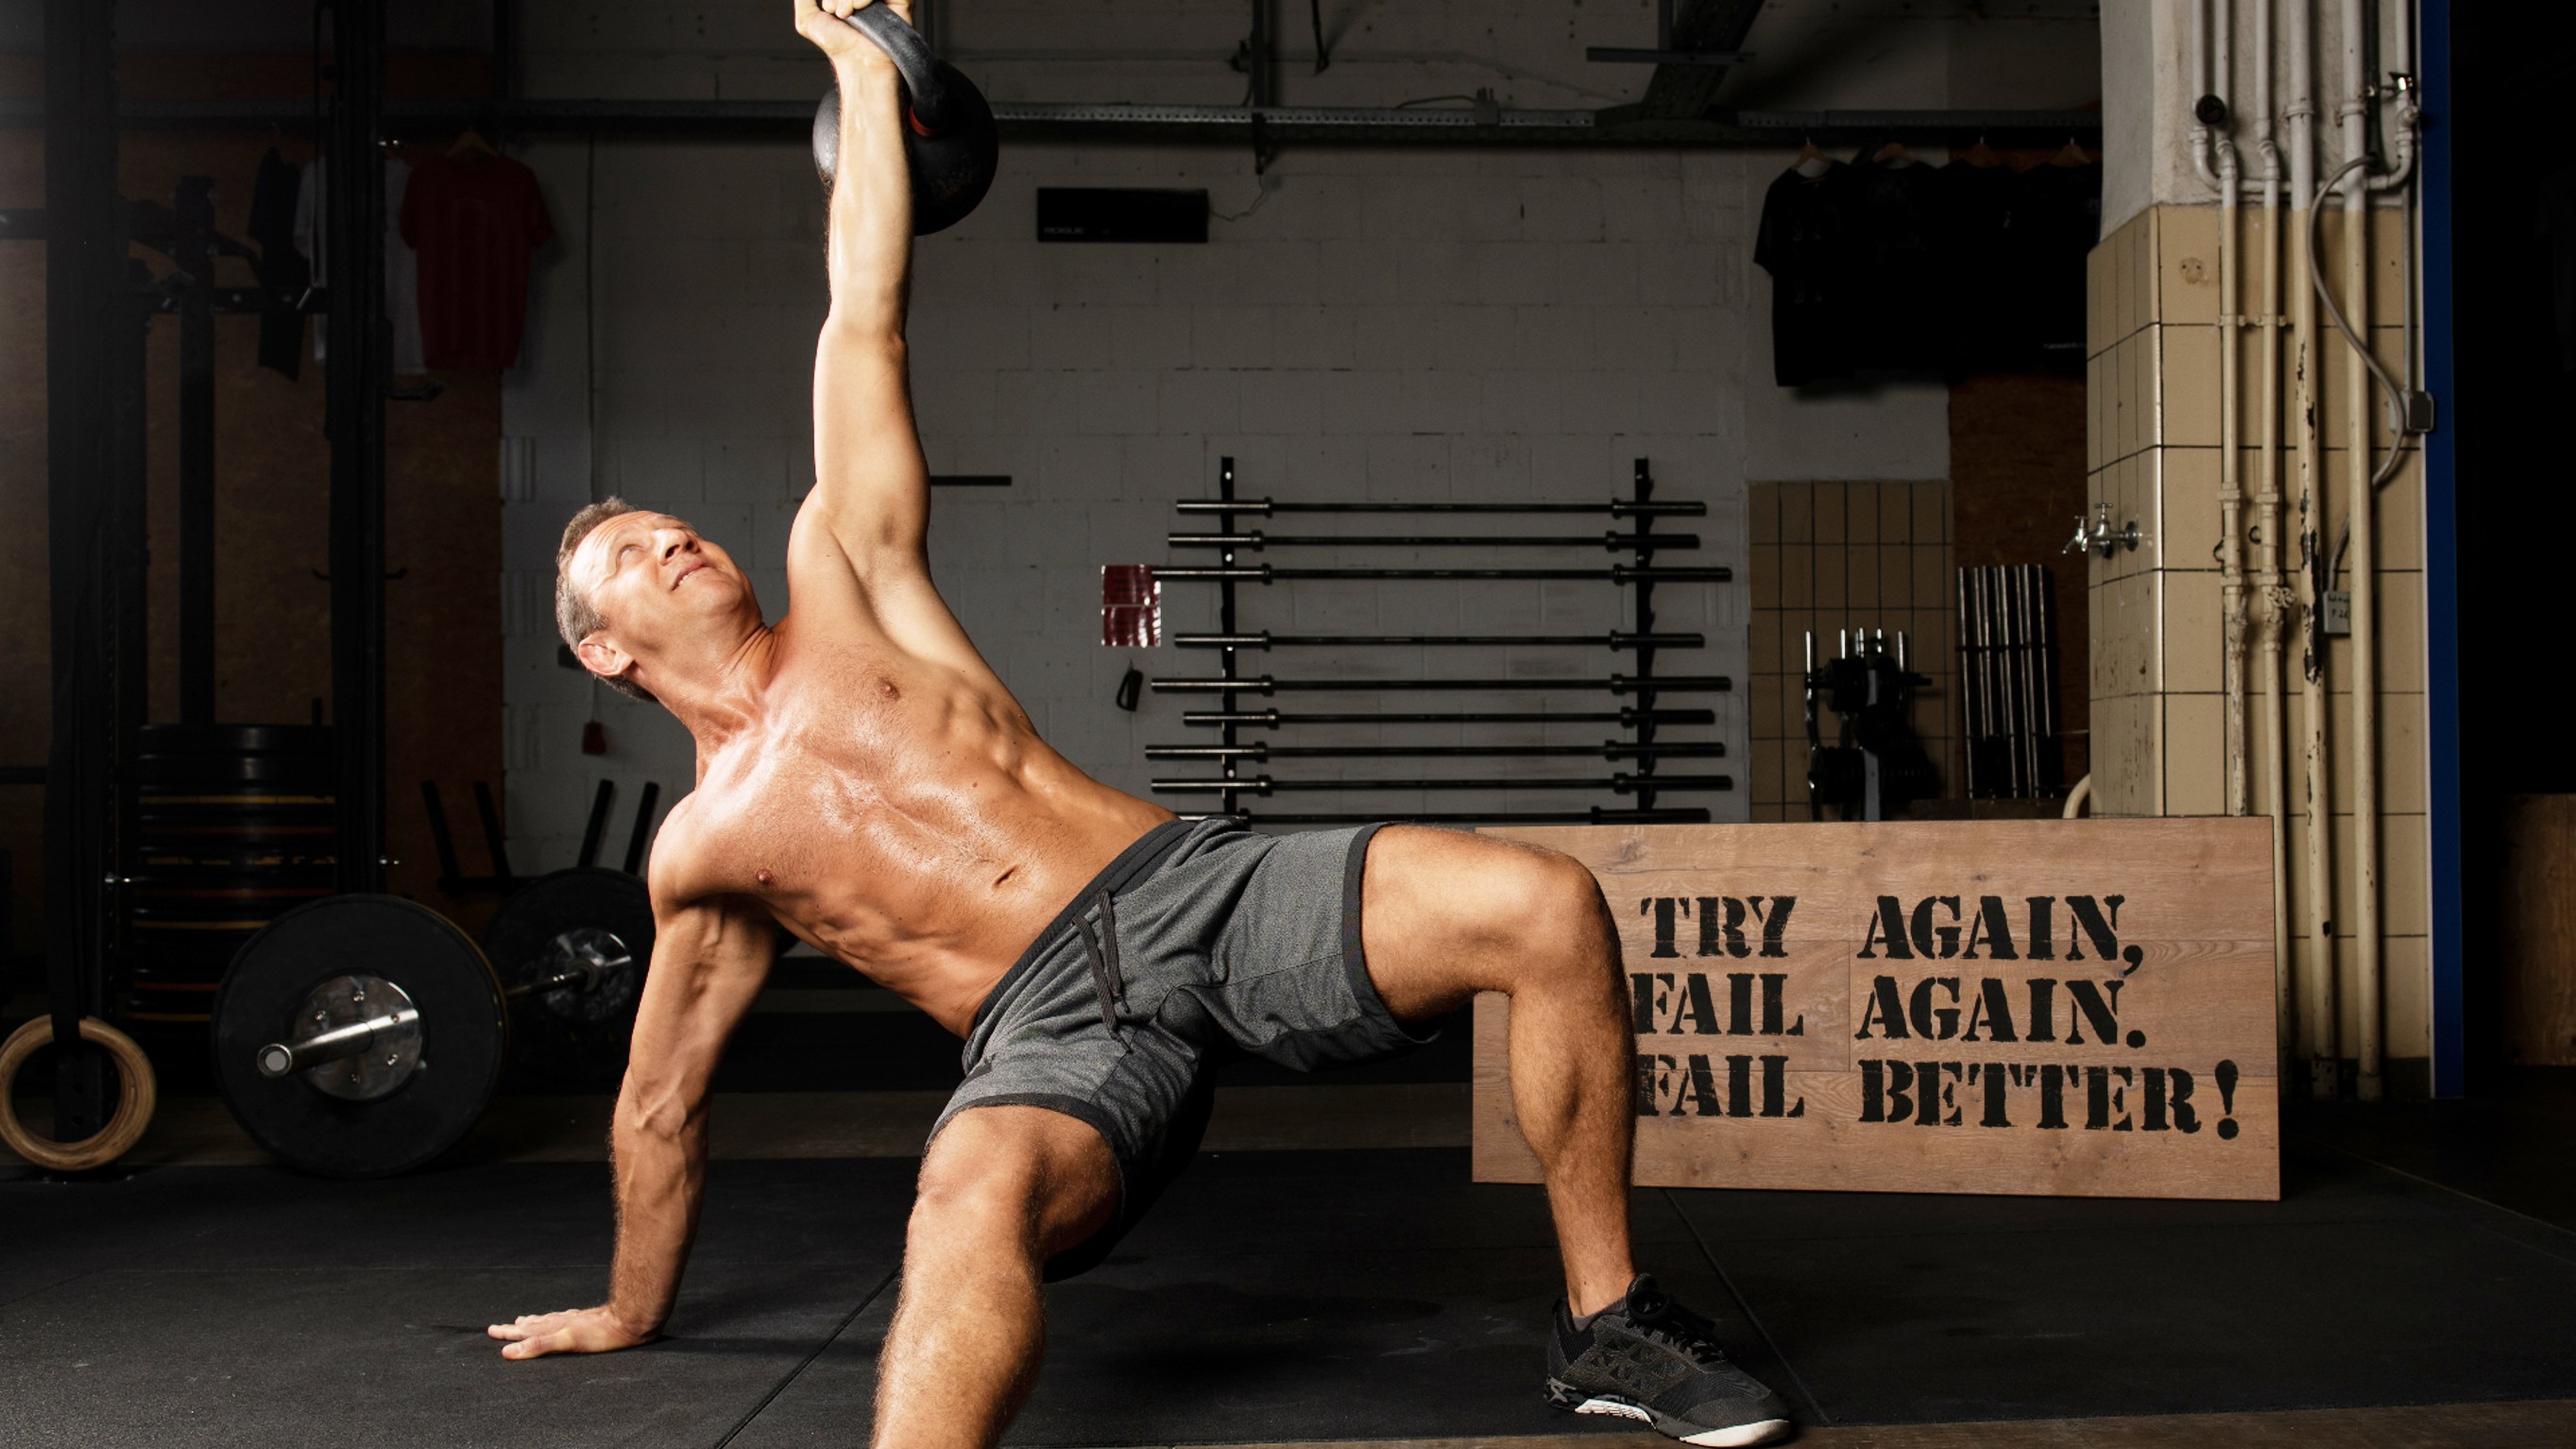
[1544,1379,1793,1446]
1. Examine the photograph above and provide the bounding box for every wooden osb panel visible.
[2501,795,2576,1066]
[1473,819,2279,1201]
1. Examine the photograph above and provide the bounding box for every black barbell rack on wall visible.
[1182,709,1718,728]
[1175,632,1701,649]
[1143,458,1732,827]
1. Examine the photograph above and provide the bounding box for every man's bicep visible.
[810,320,929,561]
[785,498,1003,685]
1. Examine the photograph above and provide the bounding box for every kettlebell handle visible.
[841,5,956,134]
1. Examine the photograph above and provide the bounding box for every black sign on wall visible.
[1036,188,1211,244]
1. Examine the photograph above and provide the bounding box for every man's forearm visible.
[605,1112,708,1336]
[827,55,913,337]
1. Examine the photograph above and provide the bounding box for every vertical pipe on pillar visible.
[2253,0,2296,1068]
[327,0,390,895]
[2287,0,2340,1098]
[2339,0,2384,1100]
[2211,0,2253,819]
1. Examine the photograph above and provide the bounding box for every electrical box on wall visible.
[2323,590,2352,637]
[1037,188,1209,244]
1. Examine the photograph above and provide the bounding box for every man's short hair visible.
[556,497,653,701]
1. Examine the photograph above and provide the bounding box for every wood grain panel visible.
[1473,819,2278,1201]
[2502,795,2576,1066]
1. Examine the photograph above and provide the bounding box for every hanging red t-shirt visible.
[400,153,554,369]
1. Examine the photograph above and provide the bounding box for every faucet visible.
[2063,502,2141,559]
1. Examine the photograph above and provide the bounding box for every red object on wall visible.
[400,153,554,369]
[1100,565,1161,647]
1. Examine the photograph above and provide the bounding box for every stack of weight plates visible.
[123,724,338,1027]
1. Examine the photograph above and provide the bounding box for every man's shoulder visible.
[642,792,717,901]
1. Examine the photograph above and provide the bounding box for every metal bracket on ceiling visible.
[1588,0,1752,65]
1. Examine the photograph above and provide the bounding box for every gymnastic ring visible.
[0,1015,158,1172]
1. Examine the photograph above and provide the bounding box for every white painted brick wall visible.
[496,0,2093,865]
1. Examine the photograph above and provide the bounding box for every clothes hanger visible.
[1961,134,2003,168]
[2050,135,2092,167]
[1793,136,1832,179]
[448,128,499,161]
[1873,139,1916,168]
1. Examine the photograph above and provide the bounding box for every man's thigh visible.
[1356,824,1610,1023]
[918,1104,1121,1259]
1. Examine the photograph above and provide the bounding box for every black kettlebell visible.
[811,4,998,235]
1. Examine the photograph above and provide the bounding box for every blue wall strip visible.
[2418,0,2465,1099]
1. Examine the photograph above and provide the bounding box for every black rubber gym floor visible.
[9,1112,2576,1448]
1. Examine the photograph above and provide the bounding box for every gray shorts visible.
[931,816,1432,1277]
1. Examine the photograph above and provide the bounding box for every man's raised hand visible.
[795,0,914,60]
[487,1304,655,1360]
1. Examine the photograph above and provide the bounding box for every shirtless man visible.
[485,4,1791,1445]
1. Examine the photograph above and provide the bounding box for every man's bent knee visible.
[1497,848,1619,976]
[912,1105,1118,1260]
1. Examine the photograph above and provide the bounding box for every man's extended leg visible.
[1357,826,1792,1446]
[1356,826,1637,1314]
[874,1105,1120,1449]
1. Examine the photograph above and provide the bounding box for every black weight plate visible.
[483,867,655,1085]
[211,895,508,1178]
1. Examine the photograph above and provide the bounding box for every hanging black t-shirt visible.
[1754,162,1864,386]
[2020,161,2102,367]
[1937,159,2027,372]
[1847,158,1947,372]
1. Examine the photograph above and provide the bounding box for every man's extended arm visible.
[487,889,774,1357]
[797,0,929,569]
[781,2,998,675]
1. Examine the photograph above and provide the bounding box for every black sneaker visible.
[1544,1275,1794,1446]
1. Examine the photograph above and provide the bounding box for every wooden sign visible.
[1474,819,2279,1201]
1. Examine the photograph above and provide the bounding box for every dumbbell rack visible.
[1141,457,1733,826]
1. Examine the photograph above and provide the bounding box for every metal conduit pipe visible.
[2213,0,2254,822]
[2365,2,2419,193]
[2285,0,2341,1100]
[2252,0,2297,1070]
[2336,0,2383,1102]
[2192,0,2262,196]
[2277,0,2411,1101]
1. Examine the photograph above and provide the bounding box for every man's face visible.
[571,511,761,686]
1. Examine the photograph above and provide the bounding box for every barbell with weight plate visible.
[213,871,654,1176]
[213,895,512,1178]
[481,866,657,1087]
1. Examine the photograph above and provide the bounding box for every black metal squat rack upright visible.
[27,0,396,1137]
[1139,458,1734,827]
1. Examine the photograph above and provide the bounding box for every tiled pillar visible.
[2085,200,2432,1077]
